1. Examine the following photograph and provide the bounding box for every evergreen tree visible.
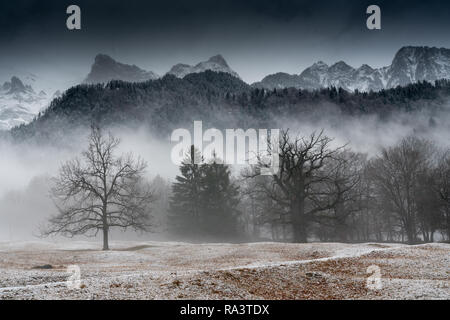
[169,149,240,239]
[168,145,204,236]
[199,155,240,237]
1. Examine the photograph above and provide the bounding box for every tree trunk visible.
[406,224,416,245]
[102,204,109,250]
[271,224,277,241]
[335,214,347,242]
[291,198,308,243]
[423,229,429,243]
[446,211,450,241]
[103,226,109,250]
[292,211,307,242]
[292,222,307,242]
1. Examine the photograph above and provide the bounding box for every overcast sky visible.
[1,0,450,89]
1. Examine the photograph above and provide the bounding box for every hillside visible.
[8,72,450,143]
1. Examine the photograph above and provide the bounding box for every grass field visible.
[0,241,448,299]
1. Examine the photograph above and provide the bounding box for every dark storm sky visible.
[1,0,450,87]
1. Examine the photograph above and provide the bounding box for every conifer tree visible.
[168,145,204,236]
[169,149,240,238]
[199,155,240,237]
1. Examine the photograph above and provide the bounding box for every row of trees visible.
[12,74,450,145]
[169,131,450,244]
[44,126,450,249]
[238,132,450,244]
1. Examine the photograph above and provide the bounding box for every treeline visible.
[166,132,450,244]
[231,79,450,117]
[9,71,450,143]
[10,71,251,142]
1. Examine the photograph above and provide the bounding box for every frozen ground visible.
[0,241,448,299]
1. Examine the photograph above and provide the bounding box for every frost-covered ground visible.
[0,241,448,300]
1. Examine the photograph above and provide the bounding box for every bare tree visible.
[315,151,366,242]
[240,175,290,241]
[367,136,434,244]
[247,130,344,242]
[435,150,450,240]
[416,168,441,242]
[43,126,154,250]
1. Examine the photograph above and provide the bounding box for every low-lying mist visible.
[1,104,449,242]
[0,126,178,241]
[275,100,450,154]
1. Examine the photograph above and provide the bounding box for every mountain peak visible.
[312,61,328,68]
[332,61,352,67]
[329,61,354,73]
[168,55,240,79]
[388,46,450,87]
[358,64,374,71]
[3,76,28,94]
[84,54,158,84]
[0,76,48,130]
[207,54,228,67]
[94,53,116,64]
[393,46,450,60]
[168,63,191,74]
[255,45,450,92]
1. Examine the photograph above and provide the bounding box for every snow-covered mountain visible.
[2,46,450,131]
[253,46,450,91]
[386,46,450,88]
[84,54,159,84]
[167,55,240,79]
[0,77,50,130]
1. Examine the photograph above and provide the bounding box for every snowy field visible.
[0,241,448,300]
